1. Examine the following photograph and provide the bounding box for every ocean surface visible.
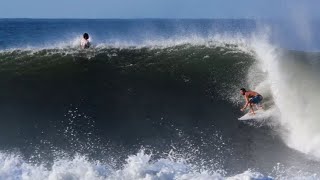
[0,19,320,179]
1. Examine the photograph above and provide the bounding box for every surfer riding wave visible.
[240,88,263,115]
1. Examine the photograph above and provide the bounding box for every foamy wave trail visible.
[0,150,273,180]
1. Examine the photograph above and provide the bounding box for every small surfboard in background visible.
[238,109,267,121]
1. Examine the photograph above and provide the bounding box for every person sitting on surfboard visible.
[80,33,91,49]
[240,88,263,115]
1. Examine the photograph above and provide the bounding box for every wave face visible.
[0,43,253,155]
[1,19,320,179]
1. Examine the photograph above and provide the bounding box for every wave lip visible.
[0,33,254,53]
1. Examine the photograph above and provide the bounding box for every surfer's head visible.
[83,33,89,40]
[240,88,246,95]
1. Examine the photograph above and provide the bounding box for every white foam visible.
[250,30,320,158]
[0,151,271,180]
[3,150,319,180]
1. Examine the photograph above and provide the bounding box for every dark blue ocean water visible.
[1,19,320,50]
[0,19,255,49]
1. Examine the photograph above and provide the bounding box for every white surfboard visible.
[238,109,267,121]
